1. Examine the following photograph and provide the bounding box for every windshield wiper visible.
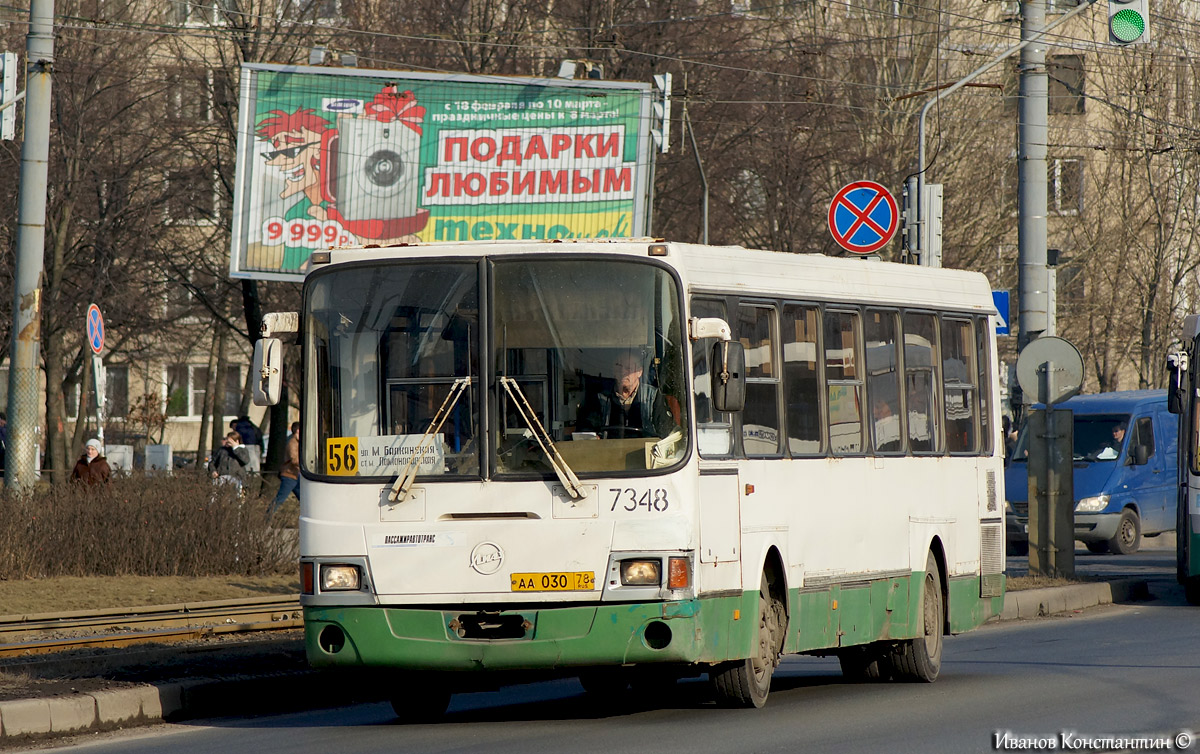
[499,376,587,500]
[388,376,471,503]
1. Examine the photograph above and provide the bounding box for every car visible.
[1005,390,1176,555]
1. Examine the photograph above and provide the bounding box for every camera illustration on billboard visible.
[232,64,655,280]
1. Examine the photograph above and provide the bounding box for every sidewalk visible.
[0,575,1157,743]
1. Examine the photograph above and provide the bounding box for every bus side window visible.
[903,312,941,454]
[825,309,864,455]
[865,308,903,455]
[692,297,733,457]
[738,303,782,457]
[783,304,823,455]
[976,315,994,455]
[941,318,977,454]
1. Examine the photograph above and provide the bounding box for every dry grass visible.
[0,473,297,579]
[0,574,300,616]
[1006,575,1097,591]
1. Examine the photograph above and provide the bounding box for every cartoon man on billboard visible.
[256,107,334,222]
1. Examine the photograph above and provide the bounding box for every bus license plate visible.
[510,571,595,592]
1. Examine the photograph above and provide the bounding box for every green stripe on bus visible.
[305,593,760,671]
[304,573,1002,672]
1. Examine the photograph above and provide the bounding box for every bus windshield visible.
[305,262,481,478]
[304,257,689,479]
[492,258,688,476]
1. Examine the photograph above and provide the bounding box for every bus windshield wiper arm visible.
[500,376,587,500]
[388,376,471,503]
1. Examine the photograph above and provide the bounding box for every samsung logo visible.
[322,97,364,114]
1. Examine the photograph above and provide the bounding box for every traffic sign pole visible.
[86,304,105,443]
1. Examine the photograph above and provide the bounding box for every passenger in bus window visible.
[576,349,674,439]
[872,397,902,453]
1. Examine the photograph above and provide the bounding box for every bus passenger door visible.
[698,461,743,592]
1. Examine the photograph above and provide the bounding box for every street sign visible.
[992,291,1011,335]
[1016,336,1083,407]
[86,303,105,354]
[828,181,899,254]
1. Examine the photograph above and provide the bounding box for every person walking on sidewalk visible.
[269,422,301,516]
[70,439,111,485]
[209,431,250,494]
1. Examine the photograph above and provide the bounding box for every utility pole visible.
[1018,0,1052,350]
[5,0,55,490]
[910,1,1096,270]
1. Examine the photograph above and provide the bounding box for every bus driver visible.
[576,349,674,439]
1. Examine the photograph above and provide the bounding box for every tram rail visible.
[0,596,303,657]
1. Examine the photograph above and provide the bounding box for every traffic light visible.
[1108,0,1150,45]
[0,52,16,141]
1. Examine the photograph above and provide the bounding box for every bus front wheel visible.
[710,573,785,708]
[890,552,943,683]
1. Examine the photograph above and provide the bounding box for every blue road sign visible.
[86,303,105,354]
[828,181,898,254]
[992,291,1010,335]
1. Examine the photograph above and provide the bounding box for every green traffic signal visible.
[1110,8,1146,43]
[1107,0,1149,45]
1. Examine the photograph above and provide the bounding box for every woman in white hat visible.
[70,438,111,484]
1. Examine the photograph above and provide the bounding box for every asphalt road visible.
[37,568,1200,754]
[1006,532,1177,580]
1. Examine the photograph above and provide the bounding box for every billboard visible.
[230,63,656,280]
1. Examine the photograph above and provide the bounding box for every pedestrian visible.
[209,431,250,493]
[70,438,111,485]
[234,415,264,454]
[269,422,301,517]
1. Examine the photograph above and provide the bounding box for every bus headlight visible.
[1075,494,1111,513]
[620,559,662,586]
[320,564,363,591]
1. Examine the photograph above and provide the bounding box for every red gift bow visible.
[364,86,425,134]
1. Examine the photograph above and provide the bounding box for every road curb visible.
[0,671,342,742]
[996,578,1150,621]
[0,579,1154,742]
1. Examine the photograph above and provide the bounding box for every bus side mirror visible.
[252,337,283,406]
[711,340,746,413]
[1167,351,1187,415]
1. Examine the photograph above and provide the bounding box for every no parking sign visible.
[828,181,899,254]
[86,304,105,354]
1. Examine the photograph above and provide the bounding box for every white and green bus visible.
[253,239,1006,716]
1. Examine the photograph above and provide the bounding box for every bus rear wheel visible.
[710,573,785,708]
[838,643,893,682]
[890,552,943,683]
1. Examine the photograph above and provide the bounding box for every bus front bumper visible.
[304,595,755,672]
